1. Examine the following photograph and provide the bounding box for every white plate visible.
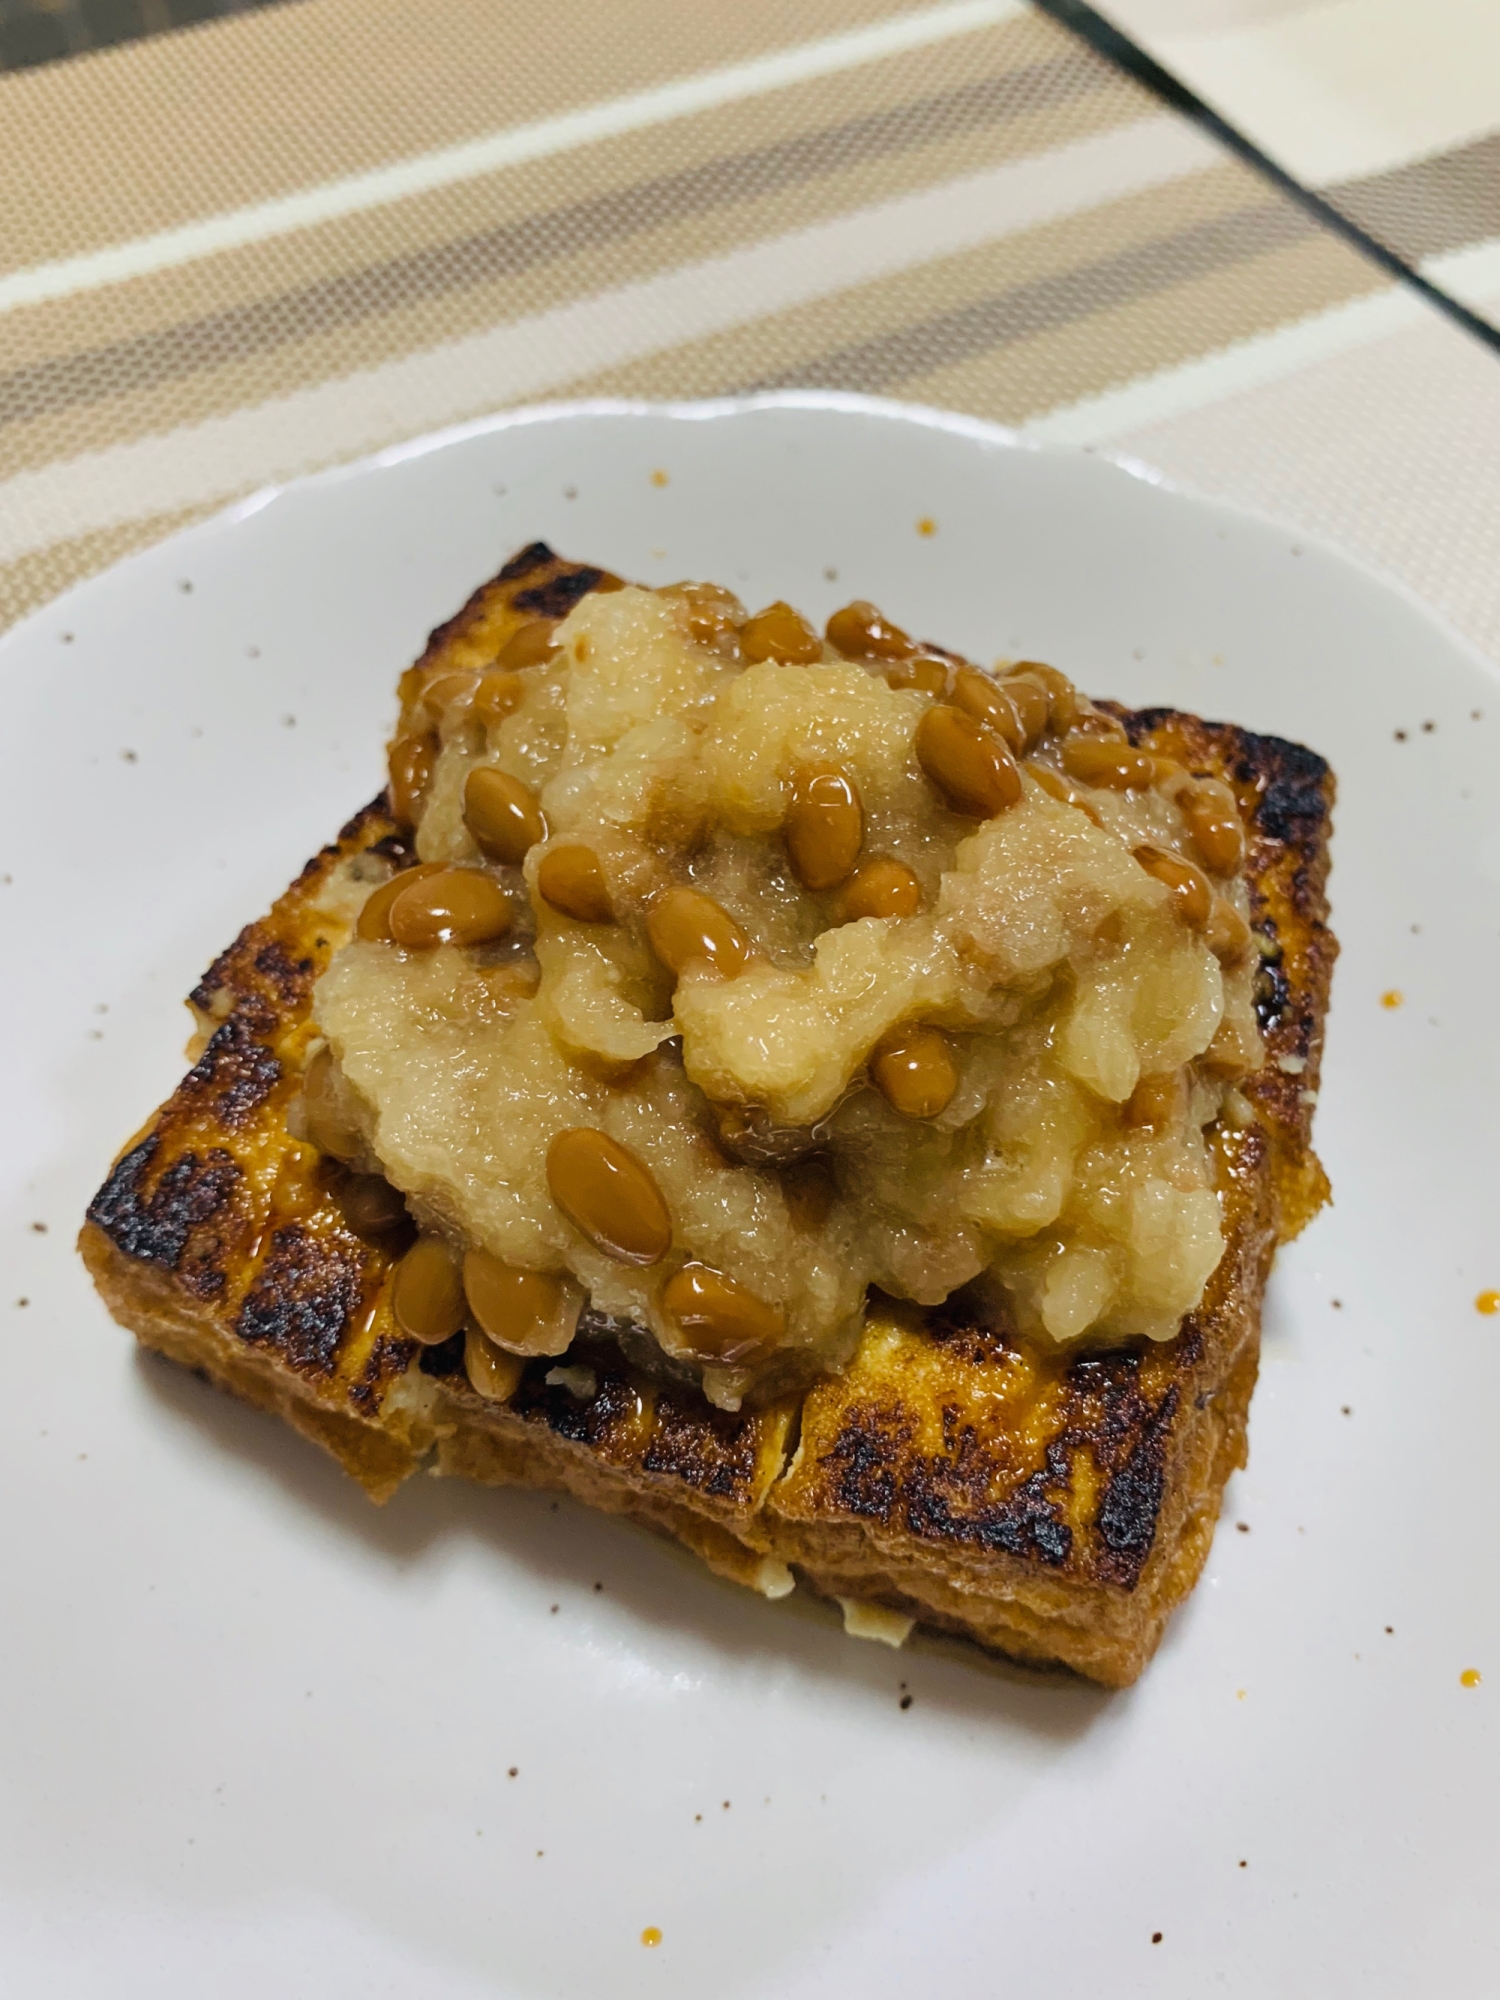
[3,394,1497,1998]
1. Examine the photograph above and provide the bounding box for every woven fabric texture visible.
[1098,0,1500,333]
[2,0,1499,655]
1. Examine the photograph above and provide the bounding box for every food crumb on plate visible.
[641,1927,662,1948]
[1460,1668,1482,1688]
[1475,1291,1499,1315]
[1381,989,1403,1008]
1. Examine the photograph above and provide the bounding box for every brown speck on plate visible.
[1151,1932,1163,1944]
[899,1694,913,1710]
[1394,728,1407,741]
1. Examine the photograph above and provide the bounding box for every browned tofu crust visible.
[78,546,1336,1685]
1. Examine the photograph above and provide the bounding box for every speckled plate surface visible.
[2,394,1496,1998]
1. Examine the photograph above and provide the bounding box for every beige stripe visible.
[2,8,1115,370]
[911,236,1388,425]
[567,161,1377,419]
[0,29,1133,418]
[0,125,1227,562]
[3,1,1038,314]
[1,51,1152,474]
[1328,129,1500,265]
[0,0,979,271]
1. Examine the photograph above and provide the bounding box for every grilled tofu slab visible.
[80,549,1335,1685]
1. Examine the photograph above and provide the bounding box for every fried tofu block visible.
[80,549,1335,1685]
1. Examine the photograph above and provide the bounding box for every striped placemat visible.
[3,0,1499,657]
[1097,0,1500,330]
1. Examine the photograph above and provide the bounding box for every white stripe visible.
[1423,234,1500,313]
[0,0,1024,317]
[0,118,1216,565]
[1103,0,1500,189]
[1024,284,1424,447]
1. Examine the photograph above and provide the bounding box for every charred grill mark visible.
[189,924,261,1015]
[188,868,350,1024]
[1253,932,1291,1035]
[1067,1345,1151,1453]
[1094,1385,1181,1585]
[335,797,395,845]
[497,541,557,582]
[802,1323,1193,1579]
[350,1331,416,1411]
[641,1391,762,1497]
[518,1362,652,1455]
[513,566,606,619]
[902,1433,1075,1564]
[177,1015,282,1130]
[234,1224,366,1376]
[818,1405,911,1521]
[415,547,589,666]
[1119,711,1334,844]
[1236,737,1331,843]
[251,941,315,1007]
[87,1135,241,1272]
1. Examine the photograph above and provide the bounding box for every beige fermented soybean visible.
[313,578,1263,1408]
[392,1237,466,1344]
